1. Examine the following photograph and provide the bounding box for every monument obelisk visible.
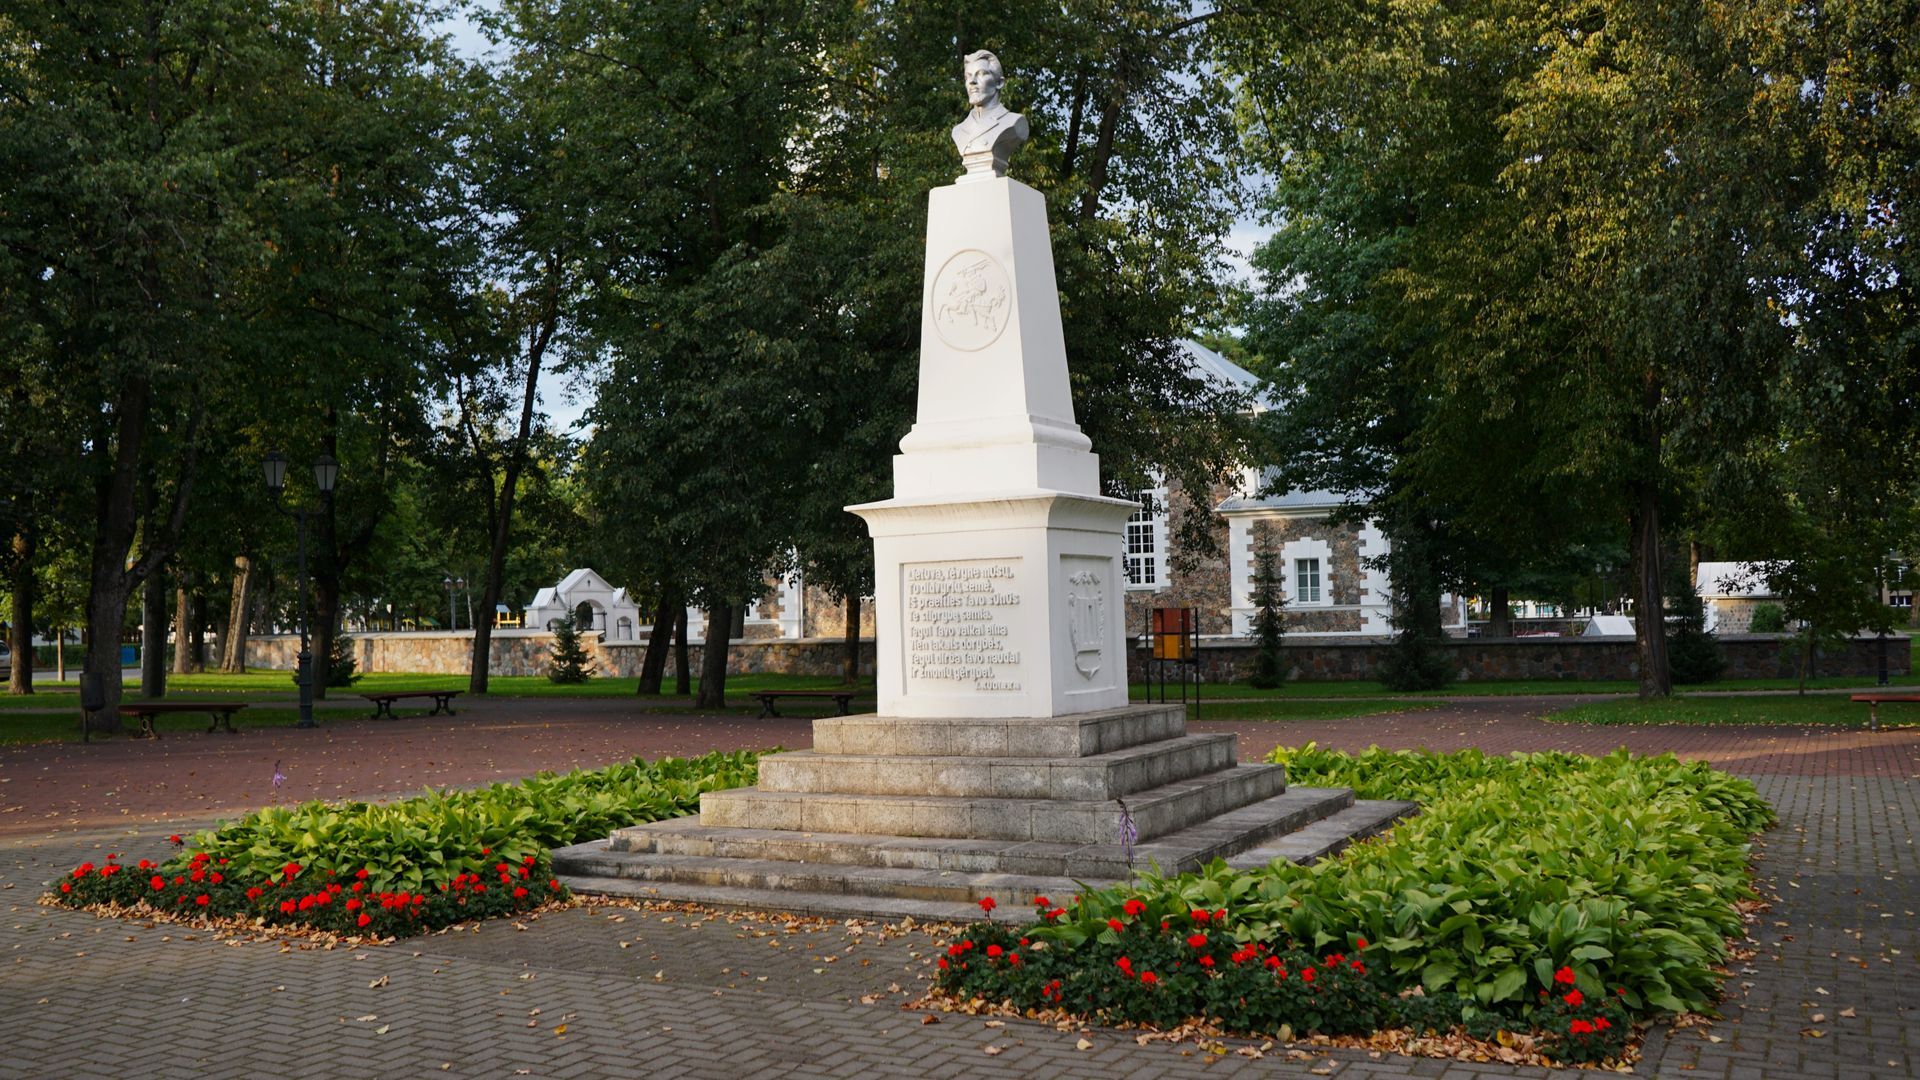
[556,55,1410,921]
[847,49,1137,720]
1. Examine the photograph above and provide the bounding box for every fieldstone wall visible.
[1129,633,1911,683]
[247,632,876,679]
[1121,481,1236,636]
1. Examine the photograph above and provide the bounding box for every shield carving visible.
[1066,570,1106,679]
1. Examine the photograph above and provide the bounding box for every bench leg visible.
[757,698,778,719]
[371,700,395,721]
[432,695,455,716]
[1870,703,1879,732]
[139,714,157,739]
[835,697,852,716]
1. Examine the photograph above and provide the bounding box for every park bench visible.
[361,690,462,720]
[1850,693,1920,732]
[749,689,859,719]
[117,701,249,738]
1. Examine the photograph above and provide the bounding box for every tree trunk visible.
[1487,585,1511,639]
[1629,482,1671,698]
[140,568,168,698]
[313,570,338,701]
[842,593,860,685]
[188,586,205,672]
[54,628,65,682]
[695,601,732,708]
[8,528,34,694]
[673,606,691,695]
[637,586,678,695]
[222,555,251,672]
[83,581,130,730]
[1798,622,1814,694]
[171,576,192,674]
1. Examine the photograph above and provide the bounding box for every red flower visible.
[1107,918,1124,933]
[279,900,296,914]
[986,944,1003,958]
[1594,1016,1611,1031]
[1199,955,1215,969]
[513,887,529,900]
[246,888,263,901]
[59,882,71,894]
[168,835,183,846]
[1264,956,1282,971]
[210,872,223,884]
[937,958,948,970]
[1212,908,1227,923]
[1186,933,1208,948]
[1116,956,1134,975]
[1190,909,1209,924]
[1045,908,1064,922]
[194,894,209,907]
[356,868,370,880]
[189,869,205,883]
[1301,967,1316,984]
[1018,938,1030,947]
[1356,937,1368,949]
[1031,895,1050,908]
[150,876,166,891]
[978,896,996,913]
[1569,1019,1595,1035]
[1140,971,1159,986]
[480,847,490,855]
[1350,961,1366,974]
[357,914,372,928]
[346,899,362,912]
[1008,953,1022,966]
[1123,898,1146,917]
[1564,989,1584,1008]
[283,862,302,878]
[1554,966,1576,986]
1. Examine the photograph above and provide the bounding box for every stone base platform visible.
[553,703,1416,922]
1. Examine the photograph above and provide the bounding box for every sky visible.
[436,10,1273,436]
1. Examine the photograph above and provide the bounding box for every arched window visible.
[574,601,595,630]
[616,616,634,641]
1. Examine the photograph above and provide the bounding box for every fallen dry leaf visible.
[1076,1038,1094,1051]
[981,1045,1002,1056]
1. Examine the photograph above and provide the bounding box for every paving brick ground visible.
[0,696,1914,1077]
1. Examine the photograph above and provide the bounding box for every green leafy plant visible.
[47,750,761,936]
[939,747,1769,1060]
[1747,602,1786,633]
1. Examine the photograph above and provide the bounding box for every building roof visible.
[1179,340,1277,409]
[1697,561,1777,598]
[1216,486,1354,514]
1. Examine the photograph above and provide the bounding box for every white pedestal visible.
[849,492,1134,718]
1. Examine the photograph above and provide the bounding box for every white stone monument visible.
[848,49,1136,720]
[554,54,1411,921]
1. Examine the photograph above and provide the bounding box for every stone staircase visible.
[553,703,1415,923]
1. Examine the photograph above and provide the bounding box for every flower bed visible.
[934,747,1772,1063]
[46,750,761,938]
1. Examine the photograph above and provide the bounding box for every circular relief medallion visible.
[929,249,1012,352]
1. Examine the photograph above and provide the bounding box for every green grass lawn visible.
[1547,693,1919,727]
[1129,671,1920,699]
[13,670,867,700]
[1183,698,1436,722]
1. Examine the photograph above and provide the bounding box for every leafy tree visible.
[1665,588,1724,686]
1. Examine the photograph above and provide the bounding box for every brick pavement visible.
[0,697,1914,1077]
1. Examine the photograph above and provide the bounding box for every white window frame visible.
[1295,558,1322,605]
[1123,484,1168,591]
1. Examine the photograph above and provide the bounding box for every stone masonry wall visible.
[1121,481,1235,636]
[1129,633,1911,683]
[247,632,876,679]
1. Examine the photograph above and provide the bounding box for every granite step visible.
[1223,799,1419,868]
[604,787,1356,879]
[555,790,1418,922]
[810,703,1187,758]
[755,733,1236,800]
[698,761,1287,844]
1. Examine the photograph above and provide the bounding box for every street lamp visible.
[443,575,461,631]
[265,452,338,729]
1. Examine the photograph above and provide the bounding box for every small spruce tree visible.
[326,633,361,687]
[1248,540,1289,688]
[1665,588,1724,684]
[547,613,596,684]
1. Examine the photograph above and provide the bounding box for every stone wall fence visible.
[245,630,1908,684]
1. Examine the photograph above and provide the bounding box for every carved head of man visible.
[964,50,1004,110]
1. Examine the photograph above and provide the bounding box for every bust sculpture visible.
[951,50,1029,181]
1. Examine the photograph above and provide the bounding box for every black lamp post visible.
[265,451,338,729]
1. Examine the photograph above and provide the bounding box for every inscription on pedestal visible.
[904,558,1024,692]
